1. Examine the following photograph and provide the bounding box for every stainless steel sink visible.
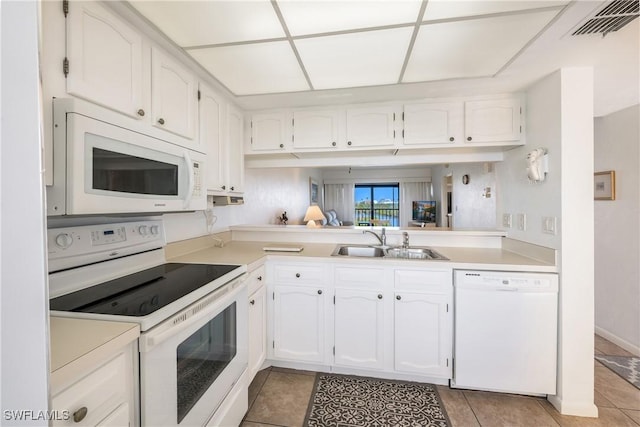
[385,247,449,260]
[332,245,385,258]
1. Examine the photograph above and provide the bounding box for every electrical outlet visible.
[502,213,512,228]
[542,216,557,235]
[517,213,527,231]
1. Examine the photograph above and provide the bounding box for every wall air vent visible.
[572,0,639,36]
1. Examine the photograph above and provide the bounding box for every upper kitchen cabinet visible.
[346,105,398,148]
[65,1,145,120]
[151,47,198,141]
[226,105,245,194]
[403,102,464,146]
[199,83,225,193]
[464,98,522,143]
[293,109,341,150]
[249,112,291,152]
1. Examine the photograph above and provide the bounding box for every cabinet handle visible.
[449,137,454,142]
[250,299,255,305]
[73,407,88,423]
[378,294,383,299]
[279,143,284,148]
[137,109,145,117]
[467,136,472,141]
[396,295,401,300]
[221,185,226,190]
[347,141,352,146]
[295,273,300,278]
[158,118,165,125]
[258,276,262,281]
[317,289,322,295]
[331,141,336,147]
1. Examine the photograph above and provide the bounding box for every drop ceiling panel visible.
[423,0,569,21]
[189,42,309,95]
[295,28,413,90]
[278,0,422,36]
[404,10,560,82]
[130,0,284,46]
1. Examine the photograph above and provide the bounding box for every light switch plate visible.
[542,216,557,235]
[502,213,512,228]
[517,213,527,231]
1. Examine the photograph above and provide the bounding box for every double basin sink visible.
[332,244,448,261]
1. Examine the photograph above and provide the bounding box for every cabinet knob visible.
[295,273,300,278]
[317,289,322,295]
[230,186,235,191]
[347,141,352,146]
[396,295,401,300]
[331,141,336,147]
[250,299,255,305]
[221,185,226,190]
[279,143,284,148]
[73,407,88,423]
[467,136,472,141]
[449,137,455,142]
[378,294,383,299]
[137,109,145,117]
[257,276,262,281]
[158,118,165,125]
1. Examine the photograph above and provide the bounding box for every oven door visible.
[139,277,247,427]
[65,112,206,215]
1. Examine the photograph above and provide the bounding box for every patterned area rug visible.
[595,355,640,390]
[304,373,451,427]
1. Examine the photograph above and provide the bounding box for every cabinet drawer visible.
[52,352,127,426]
[272,263,325,285]
[394,269,452,292]
[334,266,387,288]
[247,265,266,295]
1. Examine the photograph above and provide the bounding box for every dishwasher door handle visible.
[497,287,519,292]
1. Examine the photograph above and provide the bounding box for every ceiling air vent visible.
[572,0,639,36]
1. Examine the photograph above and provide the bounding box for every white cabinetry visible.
[293,110,341,149]
[65,1,145,119]
[199,83,225,193]
[250,113,291,152]
[393,269,452,378]
[403,101,464,145]
[345,105,397,148]
[465,98,522,143]
[226,105,245,194]
[151,47,198,141]
[247,266,267,380]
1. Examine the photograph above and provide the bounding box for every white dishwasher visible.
[452,270,558,396]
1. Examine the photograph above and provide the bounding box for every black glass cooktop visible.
[50,263,240,317]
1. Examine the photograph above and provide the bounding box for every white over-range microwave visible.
[47,98,206,216]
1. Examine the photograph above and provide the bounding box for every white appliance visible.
[452,270,558,396]
[48,221,248,426]
[47,98,206,216]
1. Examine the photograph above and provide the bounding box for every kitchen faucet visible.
[402,232,410,249]
[363,228,386,246]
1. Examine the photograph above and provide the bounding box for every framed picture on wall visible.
[309,178,319,205]
[594,170,615,200]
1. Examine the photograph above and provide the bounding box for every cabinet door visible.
[226,105,245,193]
[293,110,340,149]
[334,288,385,370]
[346,106,397,148]
[403,102,463,145]
[96,403,130,427]
[200,84,226,192]
[151,47,198,140]
[248,286,267,379]
[465,98,521,143]
[273,285,325,363]
[250,113,290,151]
[66,1,145,119]
[394,291,451,377]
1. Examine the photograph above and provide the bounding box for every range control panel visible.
[47,220,165,272]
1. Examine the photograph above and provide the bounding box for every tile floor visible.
[242,335,640,427]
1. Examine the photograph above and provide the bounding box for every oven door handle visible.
[183,150,195,209]
[140,277,247,352]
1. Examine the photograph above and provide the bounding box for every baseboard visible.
[547,395,599,417]
[595,326,640,356]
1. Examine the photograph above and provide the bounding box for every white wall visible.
[1,1,51,424]
[496,68,597,417]
[594,104,640,355]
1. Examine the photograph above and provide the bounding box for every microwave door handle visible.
[183,151,195,209]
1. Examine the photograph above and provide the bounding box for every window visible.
[354,184,399,226]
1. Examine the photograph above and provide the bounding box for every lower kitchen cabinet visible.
[247,267,267,381]
[334,288,385,370]
[272,284,326,363]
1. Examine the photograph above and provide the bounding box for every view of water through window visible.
[354,184,399,226]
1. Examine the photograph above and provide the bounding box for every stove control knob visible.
[138,225,148,235]
[55,233,73,249]
[150,225,160,235]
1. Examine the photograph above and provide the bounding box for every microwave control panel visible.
[193,161,202,197]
